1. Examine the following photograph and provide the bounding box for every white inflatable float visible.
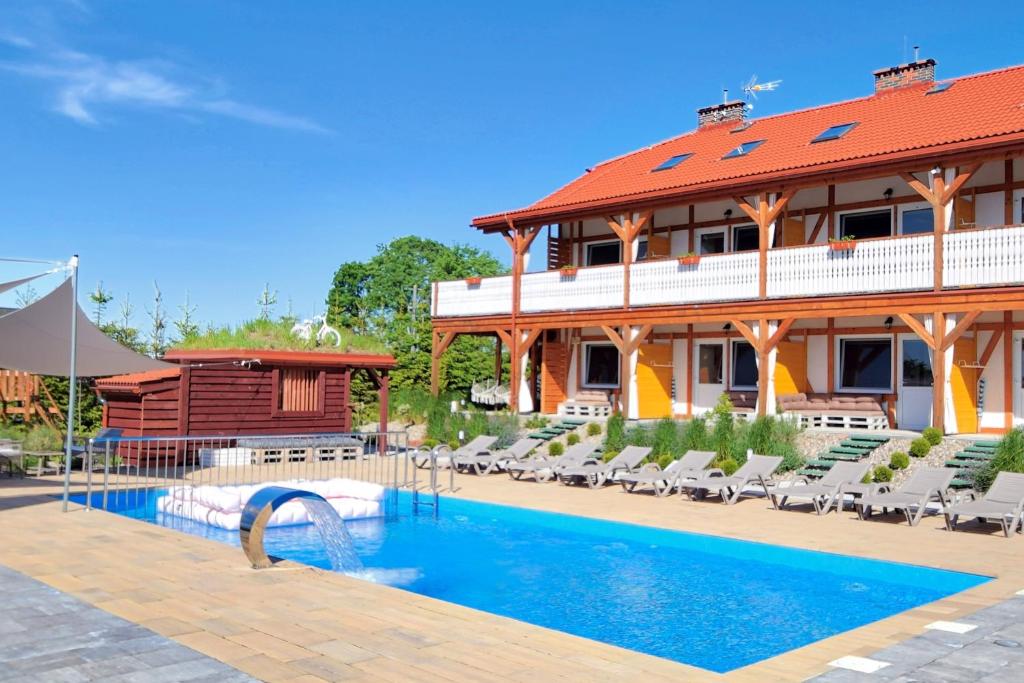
[156,478,385,531]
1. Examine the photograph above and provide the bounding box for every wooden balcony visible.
[432,225,1024,319]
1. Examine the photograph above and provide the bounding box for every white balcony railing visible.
[431,226,1024,317]
[631,251,759,306]
[434,275,512,317]
[767,234,934,298]
[520,264,624,313]
[944,225,1024,288]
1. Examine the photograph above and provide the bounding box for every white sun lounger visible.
[506,443,596,483]
[557,446,651,489]
[412,435,497,470]
[855,467,955,526]
[452,438,542,475]
[678,453,783,505]
[943,471,1024,537]
[618,450,717,496]
[769,461,872,515]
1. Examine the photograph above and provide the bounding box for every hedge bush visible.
[566,433,580,446]
[922,427,943,446]
[717,457,739,476]
[547,441,564,456]
[889,451,910,470]
[909,438,931,458]
[872,465,894,483]
[586,422,602,437]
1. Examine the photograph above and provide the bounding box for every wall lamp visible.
[884,316,894,330]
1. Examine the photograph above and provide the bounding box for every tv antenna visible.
[742,75,781,111]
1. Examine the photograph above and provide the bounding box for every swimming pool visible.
[75,488,989,673]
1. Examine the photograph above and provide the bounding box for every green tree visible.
[89,281,114,325]
[174,291,200,342]
[325,236,507,394]
[256,283,278,320]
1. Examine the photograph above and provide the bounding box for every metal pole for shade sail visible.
[61,255,79,512]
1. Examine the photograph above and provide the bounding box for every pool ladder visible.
[410,450,444,518]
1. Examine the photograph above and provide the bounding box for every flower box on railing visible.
[828,240,857,252]
[465,276,482,286]
[559,266,579,278]
[677,254,701,266]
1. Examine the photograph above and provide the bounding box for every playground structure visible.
[0,369,62,429]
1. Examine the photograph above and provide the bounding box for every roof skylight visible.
[811,122,858,143]
[651,153,693,172]
[926,81,953,95]
[722,140,764,159]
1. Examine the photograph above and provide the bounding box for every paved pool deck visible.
[1,466,1022,682]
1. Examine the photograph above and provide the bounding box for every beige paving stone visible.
[1,471,1021,682]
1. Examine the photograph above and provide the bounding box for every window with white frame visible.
[732,224,759,252]
[698,231,725,255]
[899,204,934,234]
[731,341,758,388]
[839,209,892,240]
[583,343,619,388]
[586,240,621,266]
[839,338,892,392]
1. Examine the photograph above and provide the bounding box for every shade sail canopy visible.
[0,271,47,296]
[0,277,175,377]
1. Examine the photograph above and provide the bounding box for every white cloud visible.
[2,41,330,134]
[0,32,35,48]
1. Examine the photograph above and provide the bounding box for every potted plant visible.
[678,251,700,266]
[465,276,482,286]
[828,235,857,252]
[559,264,579,277]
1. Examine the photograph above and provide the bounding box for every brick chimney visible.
[697,100,747,128]
[873,58,936,92]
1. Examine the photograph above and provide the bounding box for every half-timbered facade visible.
[431,59,1024,434]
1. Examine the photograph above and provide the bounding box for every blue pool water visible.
[74,488,989,673]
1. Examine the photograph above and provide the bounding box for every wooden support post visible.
[430,330,457,397]
[685,323,694,417]
[494,335,503,383]
[734,190,796,299]
[826,318,835,393]
[901,165,980,292]
[606,210,652,310]
[932,311,947,433]
[1004,311,1013,432]
[378,370,389,454]
[1005,160,1015,225]
[727,317,793,416]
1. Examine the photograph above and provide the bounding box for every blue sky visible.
[1,0,1020,329]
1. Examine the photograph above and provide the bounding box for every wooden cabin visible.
[94,349,395,462]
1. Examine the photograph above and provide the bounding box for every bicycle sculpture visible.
[290,314,341,347]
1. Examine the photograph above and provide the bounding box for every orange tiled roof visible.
[94,367,180,389]
[473,64,1024,229]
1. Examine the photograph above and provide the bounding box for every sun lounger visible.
[943,472,1024,537]
[506,443,596,482]
[412,435,497,470]
[679,453,783,504]
[558,446,651,489]
[452,438,541,475]
[619,450,717,496]
[769,461,871,515]
[855,467,955,526]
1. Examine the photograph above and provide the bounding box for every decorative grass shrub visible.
[548,441,564,456]
[717,457,739,476]
[656,453,675,469]
[421,437,438,449]
[586,422,602,437]
[872,465,894,483]
[601,449,619,463]
[922,427,943,446]
[909,438,931,458]
[566,433,580,446]
[605,413,626,451]
[22,426,63,452]
[652,418,679,457]
[680,417,711,452]
[889,451,910,470]
[524,414,549,429]
[975,428,1024,491]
